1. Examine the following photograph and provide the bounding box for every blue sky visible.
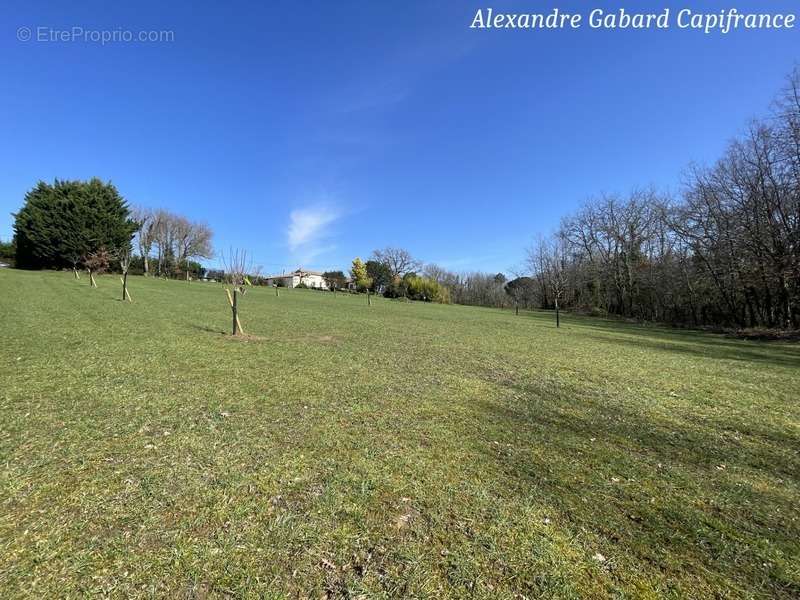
[2,1,798,275]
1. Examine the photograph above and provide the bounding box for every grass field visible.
[1,269,798,598]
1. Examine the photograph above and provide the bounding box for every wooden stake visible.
[120,277,133,302]
[224,288,244,334]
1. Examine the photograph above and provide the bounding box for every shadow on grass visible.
[503,309,800,368]
[579,329,800,369]
[478,373,800,597]
[489,370,797,480]
[467,369,800,596]
[188,324,228,335]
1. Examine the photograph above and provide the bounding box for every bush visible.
[0,239,15,266]
[384,275,449,303]
[85,247,111,274]
[383,278,407,299]
[0,239,14,259]
[323,270,347,290]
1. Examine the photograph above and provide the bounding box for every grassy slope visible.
[0,269,798,599]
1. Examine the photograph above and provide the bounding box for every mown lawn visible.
[0,269,798,598]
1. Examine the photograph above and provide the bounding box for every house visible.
[263,268,328,289]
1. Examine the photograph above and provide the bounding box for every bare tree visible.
[183,222,213,276]
[221,248,252,335]
[151,210,173,276]
[371,247,422,279]
[137,209,213,280]
[526,235,568,327]
[132,207,155,276]
[546,238,569,328]
[422,263,458,286]
[117,246,133,302]
[172,215,192,275]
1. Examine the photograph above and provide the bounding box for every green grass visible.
[1,269,798,598]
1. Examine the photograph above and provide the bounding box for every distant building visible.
[263,268,328,289]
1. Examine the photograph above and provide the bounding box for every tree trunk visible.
[232,289,239,335]
[143,255,149,276]
[780,274,792,329]
[555,296,560,328]
[122,271,128,301]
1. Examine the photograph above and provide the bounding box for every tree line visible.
[333,69,799,329]
[334,248,450,303]
[520,69,800,329]
[313,248,510,307]
[11,178,213,280]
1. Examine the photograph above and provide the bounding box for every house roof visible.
[263,269,325,279]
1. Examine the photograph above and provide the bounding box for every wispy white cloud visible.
[286,204,343,267]
[288,205,339,252]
